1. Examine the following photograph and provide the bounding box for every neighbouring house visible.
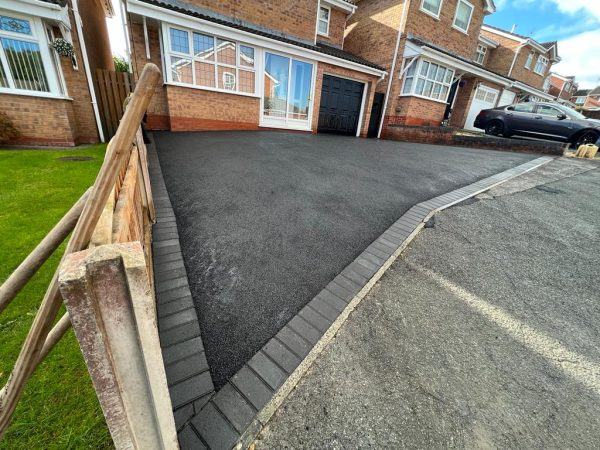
[0,0,113,146]
[343,0,561,136]
[547,73,577,106]
[122,0,387,137]
[572,86,600,111]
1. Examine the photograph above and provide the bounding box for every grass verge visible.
[0,145,113,449]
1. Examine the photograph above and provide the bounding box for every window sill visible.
[399,93,449,105]
[165,81,260,98]
[259,121,312,132]
[451,24,469,35]
[317,31,329,38]
[0,88,72,101]
[419,7,441,20]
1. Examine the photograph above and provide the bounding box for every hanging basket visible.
[51,38,75,58]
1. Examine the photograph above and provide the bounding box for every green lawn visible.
[0,145,113,449]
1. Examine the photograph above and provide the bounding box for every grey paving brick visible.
[356,257,379,272]
[174,403,194,431]
[402,210,425,222]
[160,307,198,331]
[380,232,404,246]
[371,241,395,255]
[275,326,312,358]
[396,215,421,227]
[153,244,182,257]
[376,237,398,251]
[160,316,201,348]
[326,280,355,301]
[348,261,377,280]
[263,337,301,374]
[365,245,391,261]
[154,259,186,274]
[163,336,205,365]
[194,393,212,412]
[178,424,207,450]
[153,251,184,265]
[155,267,188,284]
[153,238,180,249]
[170,371,214,409]
[298,305,331,333]
[384,227,409,241]
[341,267,369,287]
[318,289,348,312]
[391,222,417,235]
[157,295,194,318]
[247,351,287,390]
[309,296,340,322]
[156,285,192,304]
[333,273,362,294]
[359,250,386,267]
[212,383,256,433]
[153,230,179,241]
[230,366,273,410]
[156,276,189,294]
[191,402,239,450]
[288,315,322,345]
[166,352,209,386]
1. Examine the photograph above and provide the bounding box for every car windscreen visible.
[556,104,587,120]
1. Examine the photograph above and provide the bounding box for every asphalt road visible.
[154,131,534,387]
[255,158,600,449]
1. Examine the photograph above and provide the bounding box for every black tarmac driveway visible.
[154,131,534,387]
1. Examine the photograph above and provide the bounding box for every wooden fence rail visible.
[0,64,175,449]
[93,69,136,140]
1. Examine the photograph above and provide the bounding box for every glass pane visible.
[514,104,534,113]
[444,69,454,84]
[432,82,442,99]
[195,61,215,87]
[238,69,255,93]
[1,38,49,91]
[170,28,189,54]
[0,60,8,87]
[427,63,437,79]
[402,76,413,94]
[0,16,32,35]
[319,7,330,20]
[288,60,313,121]
[170,56,192,83]
[318,20,328,35]
[420,61,429,76]
[193,33,214,61]
[423,80,433,97]
[422,0,442,15]
[263,52,289,118]
[218,66,236,90]
[435,67,445,82]
[405,59,416,77]
[216,38,236,65]
[415,78,425,95]
[441,85,449,100]
[454,1,472,30]
[240,45,254,67]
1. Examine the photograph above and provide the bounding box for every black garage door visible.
[318,75,364,136]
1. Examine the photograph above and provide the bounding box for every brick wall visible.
[317,8,347,48]
[448,77,504,128]
[311,63,378,137]
[405,0,485,61]
[166,85,260,131]
[383,94,447,128]
[183,0,317,42]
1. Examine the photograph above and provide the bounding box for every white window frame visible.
[163,22,259,98]
[575,97,585,105]
[420,0,443,19]
[452,0,474,34]
[474,44,486,65]
[400,57,455,104]
[524,52,534,70]
[317,5,330,37]
[534,54,548,76]
[0,10,62,97]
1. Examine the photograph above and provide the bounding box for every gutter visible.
[377,0,410,138]
[72,0,106,143]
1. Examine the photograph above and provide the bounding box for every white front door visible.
[464,85,499,131]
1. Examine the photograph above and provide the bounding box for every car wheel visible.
[573,130,600,148]
[485,120,504,137]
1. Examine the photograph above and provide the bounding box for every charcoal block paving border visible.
[149,136,552,449]
[148,138,216,436]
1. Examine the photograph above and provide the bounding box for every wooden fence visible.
[0,64,177,449]
[93,69,136,140]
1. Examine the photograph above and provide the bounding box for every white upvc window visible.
[420,0,443,18]
[0,11,61,96]
[474,44,486,64]
[317,6,330,36]
[165,25,257,96]
[401,58,455,103]
[524,52,534,69]
[453,0,474,33]
[534,55,548,75]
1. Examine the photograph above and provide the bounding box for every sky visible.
[106,0,600,89]
[485,0,600,89]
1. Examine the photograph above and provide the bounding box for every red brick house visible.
[547,73,577,106]
[0,0,114,146]
[572,86,600,111]
[124,0,387,136]
[344,0,561,136]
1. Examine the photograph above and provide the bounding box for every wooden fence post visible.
[58,242,178,450]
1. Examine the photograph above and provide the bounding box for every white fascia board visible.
[2,0,71,28]
[484,0,496,14]
[322,0,356,14]
[410,45,511,87]
[128,0,384,77]
[478,34,498,48]
[512,81,554,100]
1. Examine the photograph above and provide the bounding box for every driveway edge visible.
[147,137,216,434]
[178,155,553,450]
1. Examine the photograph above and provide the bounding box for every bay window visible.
[401,58,455,103]
[534,55,548,75]
[0,12,61,95]
[166,25,257,95]
[453,0,474,33]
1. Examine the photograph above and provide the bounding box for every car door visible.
[533,104,573,140]
[505,103,540,136]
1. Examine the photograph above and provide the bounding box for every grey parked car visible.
[473,102,600,148]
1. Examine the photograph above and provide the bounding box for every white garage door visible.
[464,85,499,131]
[497,89,517,107]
